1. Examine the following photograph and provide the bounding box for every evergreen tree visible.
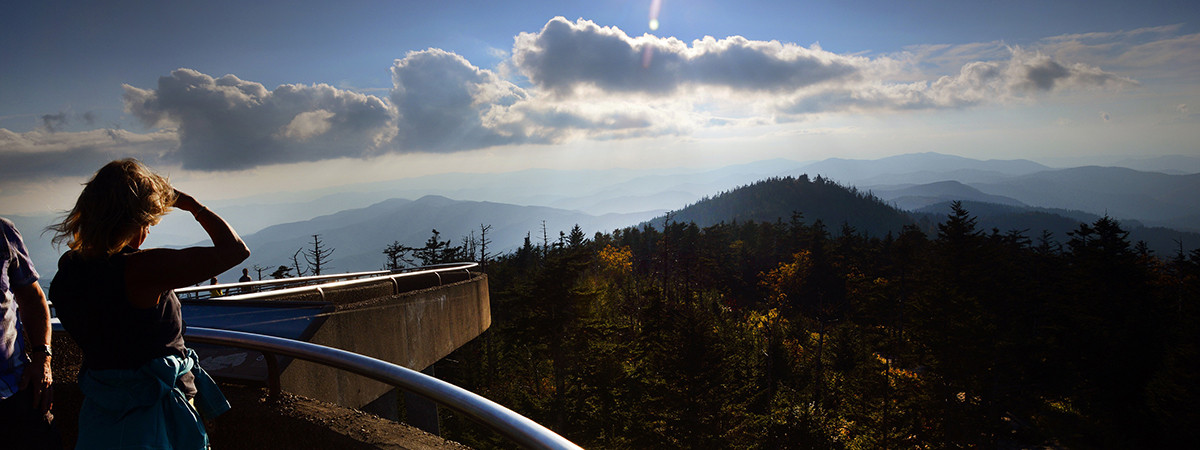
[269,265,292,279]
[383,240,413,270]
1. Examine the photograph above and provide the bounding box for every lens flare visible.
[648,0,662,31]
[644,0,664,68]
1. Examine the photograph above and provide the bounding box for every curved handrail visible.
[174,269,390,297]
[183,326,581,450]
[176,262,480,300]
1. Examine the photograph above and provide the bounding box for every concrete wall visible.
[277,273,491,409]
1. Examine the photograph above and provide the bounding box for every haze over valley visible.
[10,152,1200,282]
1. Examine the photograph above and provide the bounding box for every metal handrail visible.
[175,262,480,300]
[183,326,581,450]
[174,269,391,297]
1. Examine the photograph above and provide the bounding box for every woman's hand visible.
[173,189,203,213]
[126,188,249,305]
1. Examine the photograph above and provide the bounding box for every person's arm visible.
[13,280,53,414]
[126,190,251,308]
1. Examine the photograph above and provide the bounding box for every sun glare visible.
[648,0,662,31]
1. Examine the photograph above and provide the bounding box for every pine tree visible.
[383,241,413,270]
[269,265,292,279]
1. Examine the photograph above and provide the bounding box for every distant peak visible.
[414,194,457,203]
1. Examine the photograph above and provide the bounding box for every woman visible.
[49,159,249,449]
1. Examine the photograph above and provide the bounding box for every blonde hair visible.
[51,159,177,257]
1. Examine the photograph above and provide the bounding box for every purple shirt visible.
[1,217,39,400]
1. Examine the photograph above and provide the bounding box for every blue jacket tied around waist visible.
[77,348,230,449]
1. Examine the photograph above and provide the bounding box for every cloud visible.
[1176,103,1196,121]
[277,110,337,141]
[512,17,1134,119]
[512,17,861,95]
[103,53,680,169]
[780,48,1136,114]
[1036,25,1200,80]
[4,17,1155,179]
[896,41,1013,80]
[390,49,531,151]
[36,111,103,133]
[123,68,396,171]
[389,48,689,151]
[41,113,68,132]
[0,128,177,183]
[1007,49,1136,92]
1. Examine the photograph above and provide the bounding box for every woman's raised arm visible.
[125,190,250,308]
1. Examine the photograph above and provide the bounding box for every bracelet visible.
[29,344,52,357]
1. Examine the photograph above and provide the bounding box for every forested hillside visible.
[432,200,1198,448]
[911,201,1200,257]
[659,175,913,238]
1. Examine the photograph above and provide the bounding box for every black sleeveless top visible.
[50,247,189,373]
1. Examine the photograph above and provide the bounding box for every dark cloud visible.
[41,112,67,132]
[1016,57,1071,91]
[38,111,102,132]
[2,146,125,182]
[513,17,860,95]
[0,128,176,183]
[1009,50,1137,92]
[124,69,395,171]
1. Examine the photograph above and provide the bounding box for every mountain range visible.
[13,152,1200,282]
[234,172,1200,280]
[230,195,658,280]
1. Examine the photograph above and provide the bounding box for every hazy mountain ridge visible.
[809,154,1200,232]
[654,175,914,238]
[180,152,1200,242]
[17,152,1200,282]
[967,167,1200,229]
[912,200,1200,256]
[641,172,1198,257]
[872,181,1027,211]
[233,195,662,280]
[1111,154,1200,175]
[799,152,1051,184]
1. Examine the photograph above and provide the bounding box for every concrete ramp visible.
[184,265,490,411]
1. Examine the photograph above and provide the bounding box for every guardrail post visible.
[264,351,281,399]
[405,365,441,435]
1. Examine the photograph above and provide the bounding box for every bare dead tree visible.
[479,224,493,267]
[291,248,309,277]
[541,220,549,258]
[304,234,335,275]
[251,264,268,280]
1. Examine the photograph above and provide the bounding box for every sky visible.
[2,0,1198,215]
